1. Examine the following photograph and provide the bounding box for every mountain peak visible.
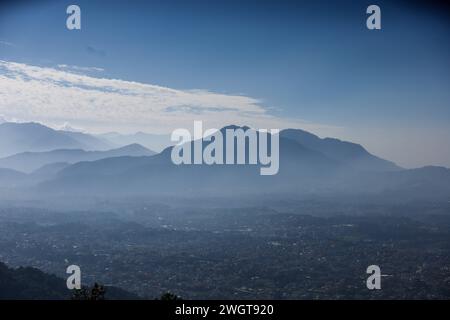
[280,128,400,172]
[220,124,252,131]
[116,143,152,153]
[0,122,113,158]
[0,121,48,129]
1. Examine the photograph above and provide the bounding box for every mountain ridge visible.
[38,125,445,199]
[0,122,114,158]
[280,128,401,172]
[0,142,155,172]
[1,122,448,201]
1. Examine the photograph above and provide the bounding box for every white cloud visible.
[0,60,335,134]
[57,64,104,73]
[0,113,20,123]
[53,121,85,133]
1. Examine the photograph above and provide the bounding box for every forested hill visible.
[0,262,139,300]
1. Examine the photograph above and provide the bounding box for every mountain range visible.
[0,122,113,157]
[98,131,173,153]
[0,143,155,173]
[280,129,400,172]
[0,122,449,201]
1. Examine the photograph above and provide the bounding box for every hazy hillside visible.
[99,131,173,153]
[0,143,155,172]
[0,261,139,300]
[0,168,27,186]
[60,130,114,151]
[0,124,448,200]
[0,261,69,299]
[37,126,450,199]
[280,129,401,172]
[0,122,113,158]
[37,127,338,194]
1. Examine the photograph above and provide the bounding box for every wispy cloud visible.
[0,40,16,47]
[57,64,104,73]
[0,60,335,134]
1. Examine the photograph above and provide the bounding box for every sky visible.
[0,0,449,168]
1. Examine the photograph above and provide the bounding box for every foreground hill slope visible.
[0,261,139,300]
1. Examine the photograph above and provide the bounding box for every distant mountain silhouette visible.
[0,143,156,172]
[39,125,447,199]
[280,129,400,172]
[0,122,113,158]
[0,163,74,189]
[361,165,450,200]
[1,123,448,200]
[29,162,71,179]
[98,131,173,153]
[61,130,113,151]
[0,168,27,186]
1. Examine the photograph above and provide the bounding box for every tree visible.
[72,283,106,300]
[159,292,182,301]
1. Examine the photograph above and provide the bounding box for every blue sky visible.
[0,0,449,167]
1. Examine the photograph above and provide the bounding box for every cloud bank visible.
[0,60,327,134]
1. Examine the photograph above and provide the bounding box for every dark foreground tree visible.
[159,292,182,300]
[72,283,106,300]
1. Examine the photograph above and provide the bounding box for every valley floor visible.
[1,199,449,299]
